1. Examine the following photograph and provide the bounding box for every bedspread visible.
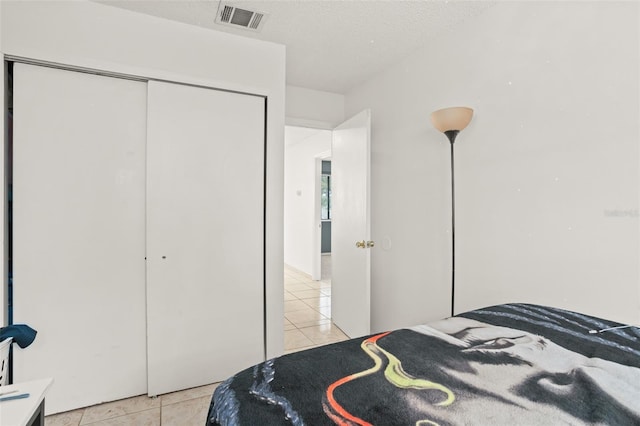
[207,303,640,425]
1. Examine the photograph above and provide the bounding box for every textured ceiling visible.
[96,0,495,94]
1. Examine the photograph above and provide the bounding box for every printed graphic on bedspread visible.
[209,304,640,425]
[322,331,454,426]
[406,315,640,425]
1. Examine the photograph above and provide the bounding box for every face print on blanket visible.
[403,317,640,425]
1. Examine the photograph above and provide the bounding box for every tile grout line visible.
[79,407,156,426]
[48,391,220,425]
[79,407,86,426]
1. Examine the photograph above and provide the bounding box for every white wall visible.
[286,85,345,129]
[346,1,640,331]
[284,129,331,274]
[1,0,286,357]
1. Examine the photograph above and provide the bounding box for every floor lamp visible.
[431,106,474,317]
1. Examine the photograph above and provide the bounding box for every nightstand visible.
[0,378,53,426]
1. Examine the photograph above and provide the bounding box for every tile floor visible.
[45,384,217,426]
[45,258,346,425]
[283,256,349,354]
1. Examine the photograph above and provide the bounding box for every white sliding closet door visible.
[12,64,148,414]
[146,81,265,396]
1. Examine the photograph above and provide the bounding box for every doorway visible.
[283,109,371,345]
[283,126,347,352]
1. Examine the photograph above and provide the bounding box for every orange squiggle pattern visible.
[322,332,389,425]
[323,332,454,426]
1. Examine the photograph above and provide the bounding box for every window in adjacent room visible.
[321,160,331,220]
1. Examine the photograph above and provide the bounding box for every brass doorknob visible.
[356,240,375,248]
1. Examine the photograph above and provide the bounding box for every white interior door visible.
[146,81,265,396]
[12,63,148,414]
[331,110,371,338]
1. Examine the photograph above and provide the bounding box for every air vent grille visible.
[215,3,268,32]
[249,13,263,30]
[221,5,233,22]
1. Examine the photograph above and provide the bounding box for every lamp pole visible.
[444,130,459,318]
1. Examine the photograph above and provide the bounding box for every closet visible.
[11,63,265,414]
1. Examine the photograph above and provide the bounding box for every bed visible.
[206,303,640,425]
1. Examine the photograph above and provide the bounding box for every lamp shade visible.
[431,107,474,133]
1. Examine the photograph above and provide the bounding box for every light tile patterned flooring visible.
[45,258,345,425]
[45,384,217,426]
[283,257,348,354]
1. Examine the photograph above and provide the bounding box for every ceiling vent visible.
[215,3,268,32]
